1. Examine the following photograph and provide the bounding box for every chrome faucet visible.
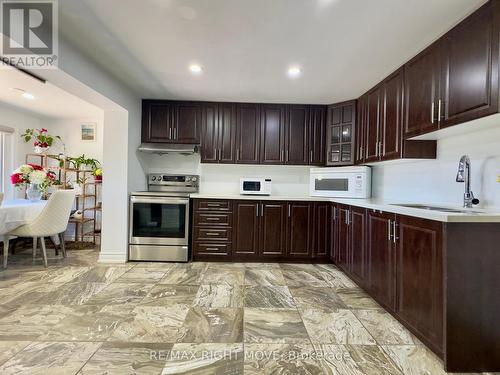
[455,155,479,208]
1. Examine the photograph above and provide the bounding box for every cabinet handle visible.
[206,232,219,236]
[388,220,392,241]
[207,203,221,207]
[174,127,177,139]
[345,210,350,225]
[393,221,398,243]
[256,204,259,217]
[438,99,442,125]
[206,217,220,221]
[206,247,219,251]
[431,102,435,124]
[286,150,289,162]
[332,206,337,220]
[169,128,173,139]
[379,141,383,157]
[281,150,284,161]
[261,203,264,217]
[288,205,291,217]
[310,150,313,163]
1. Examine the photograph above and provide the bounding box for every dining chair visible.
[3,190,76,268]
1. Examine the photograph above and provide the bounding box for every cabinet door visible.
[336,205,350,271]
[441,1,499,127]
[233,201,260,257]
[236,104,260,164]
[286,202,313,258]
[396,215,443,351]
[218,103,237,163]
[365,86,381,163]
[142,101,174,142]
[260,202,287,257]
[285,105,309,165]
[350,206,366,286]
[367,210,396,310]
[201,103,219,163]
[174,102,201,143]
[313,202,331,259]
[381,69,403,161]
[309,105,326,165]
[330,204,338,262]
[326,101,356,166]
[404,43,441,137]
[355,95,367,164]
[260,104,285,164]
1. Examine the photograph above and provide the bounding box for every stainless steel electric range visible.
[129,173,199,262]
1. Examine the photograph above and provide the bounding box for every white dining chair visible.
[3,190,76,268]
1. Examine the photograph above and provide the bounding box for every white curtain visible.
[0,126,14,196]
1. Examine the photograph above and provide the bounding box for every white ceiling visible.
[59,0,487,104]
[0,66,103,119]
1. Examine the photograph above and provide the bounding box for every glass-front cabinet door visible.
[326,101,356,166]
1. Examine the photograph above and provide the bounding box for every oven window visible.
[315,178,349,191]
[132,203,186,238]
[243,181,261,191]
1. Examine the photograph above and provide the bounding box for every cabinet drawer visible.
[195,200,232,211]
[194,227,232,242]
[194,242,232,256]
[194,212,233,227]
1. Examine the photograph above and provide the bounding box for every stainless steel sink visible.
[390,204,482,214]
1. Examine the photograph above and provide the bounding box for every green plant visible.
[21,128,61,148]
[67,154,101,170]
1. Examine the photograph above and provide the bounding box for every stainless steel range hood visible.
[138,143,198,155]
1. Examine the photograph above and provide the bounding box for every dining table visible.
[0,199,47,236]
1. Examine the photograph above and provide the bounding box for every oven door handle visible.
[130,196,189,205]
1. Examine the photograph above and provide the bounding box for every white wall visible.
[0,103,44,199]
[372,125,500,208]
[41,116,104,163]
[139,152,311,196]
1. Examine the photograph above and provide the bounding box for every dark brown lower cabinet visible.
[335,205,351,271]
[313,202,331,259]
[260,202,287,257]
[233,201,260,257]
[286,202,314,258]
[366,210,397,311]
[396,215,443,355]
[349,206,366,287]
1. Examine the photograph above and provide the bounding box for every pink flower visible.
[27,164,44,171]
[10,173,24,184]
[39,128,48,133]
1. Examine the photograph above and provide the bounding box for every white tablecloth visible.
[0,199,46,236]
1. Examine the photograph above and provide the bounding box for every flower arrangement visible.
[93,168,103,181]
[21,128,62,153]
[10,164,56,192]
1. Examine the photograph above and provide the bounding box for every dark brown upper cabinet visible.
[381,69,404,161]
[174,102,202,143]
[309,105,326,165]
[201,103,236,163]
[326,101,356,166]
[355,96,367,164]
[365,86,382,163]
[260,104,286,164]
[142,100,201,144]
[142,100,175,143]
[440,0,499,128]
[404,1,499,138]
[236,103,261,164]
[285,105,309,165]
[404,43,441,138]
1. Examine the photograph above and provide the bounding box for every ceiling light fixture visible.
[287,66,302,78]
[22,92,35,100]
[189,64,203,74]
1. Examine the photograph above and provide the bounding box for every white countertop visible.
[190,193,500,223]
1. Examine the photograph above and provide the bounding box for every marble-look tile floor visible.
[0,249,498,374]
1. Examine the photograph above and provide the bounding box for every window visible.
[0,126,14,195]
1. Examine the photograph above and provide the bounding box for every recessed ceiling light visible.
[189,64,203,74]
[287,66,301,78]
[22,92,35,100]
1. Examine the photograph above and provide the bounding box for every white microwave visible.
[240,178,272,195]
[310,167,371,198]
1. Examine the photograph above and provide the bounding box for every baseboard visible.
[98,251,128,263]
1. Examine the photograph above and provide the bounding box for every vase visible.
[34,146,49,154]
[26,184,42,201]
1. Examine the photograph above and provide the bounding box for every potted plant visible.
[10,164,57,201]
[93,168,103,182]
[67,154,101,171]
[21,128,62,154]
